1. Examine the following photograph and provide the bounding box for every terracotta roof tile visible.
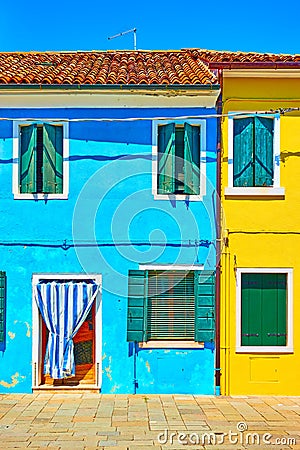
[0,50,218,86]
[1,48,297,87]
[190,49,300,65]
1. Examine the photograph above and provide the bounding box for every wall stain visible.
[104,356,113,380]
[0,372,26,388]
[8,331,15,340]
[145,361,151,373]
[280,150,300,163]
[102,353,107,361]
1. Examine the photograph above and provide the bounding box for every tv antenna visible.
[108,28,137,51]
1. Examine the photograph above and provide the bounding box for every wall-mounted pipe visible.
[215,69,223,396]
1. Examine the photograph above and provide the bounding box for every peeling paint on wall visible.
[105,366,112,381]
[110,384,120,393]
[0,372,26,388]
[104,356,112,380]
[13,321,31,338]
[8,331,15,340]
[145,361,151,373]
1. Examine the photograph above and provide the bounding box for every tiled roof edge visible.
[0,83,220,90]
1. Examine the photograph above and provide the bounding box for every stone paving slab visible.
[0,394,299,448]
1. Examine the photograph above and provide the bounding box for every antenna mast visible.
[108,28,137,51]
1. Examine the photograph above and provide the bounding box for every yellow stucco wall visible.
[220,74,300,395]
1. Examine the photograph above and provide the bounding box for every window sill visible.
[236,346,293,354]
[224,187,285,198]
[13,193,68,200]
[153,193,203,201]
[139,340,204,349]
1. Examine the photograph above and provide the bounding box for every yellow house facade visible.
[217,59,300,395]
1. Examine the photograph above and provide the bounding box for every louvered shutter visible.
[194,271,215,342]
[184,123,200,195]
[0,272,6,350]
[233,118,254,187]
[20,125,37,193]
[147,271,195,340]
[157,123,175,194]
[254,117,274,186]
[241,273,287,346]
[43,124,63,193]
[127,270,147,342]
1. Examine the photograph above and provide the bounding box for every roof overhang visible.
[0,83,220,93]
[0,84,221,109]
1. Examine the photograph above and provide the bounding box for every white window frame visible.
[236,268,293,353]
[225,113,285,197]
[138,263,205,348]
[32,273,102,390]
[13,121,69,200]
[152,119,206,201]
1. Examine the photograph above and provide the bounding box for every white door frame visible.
[32,273,102,389]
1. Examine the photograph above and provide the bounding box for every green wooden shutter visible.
[194,271,215,342]
[254,117,274,186]
[43,124,63,193]
[0,272,6,348]
[241,273,262,346]
[241,273,287,346]
[184,123,200,195]
[276,274,287,346]
[147,271,195,339]
[157,123,175,194]
[233,118,254,187]
[20,125,37,193]
[127,270,147,342]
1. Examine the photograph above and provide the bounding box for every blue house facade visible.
[0,51,220,394]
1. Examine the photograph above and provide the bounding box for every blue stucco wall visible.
[0,106,217,394]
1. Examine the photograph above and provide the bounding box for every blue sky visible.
[1,0,299,54]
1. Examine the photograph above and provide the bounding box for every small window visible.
[13,122,68,199]
[236,269,293,353]
[233,117,274,187]
[157,123,201,195]
[20,124,63,194]
[127,270,215,345]
[225,114,284,196]
[148,271,195,340]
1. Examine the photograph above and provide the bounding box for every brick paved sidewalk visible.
[0,393,300,449]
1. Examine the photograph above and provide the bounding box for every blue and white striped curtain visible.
[34,281,99,379]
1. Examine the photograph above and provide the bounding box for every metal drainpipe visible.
[133,342,138,394]
[215,69,223,396]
